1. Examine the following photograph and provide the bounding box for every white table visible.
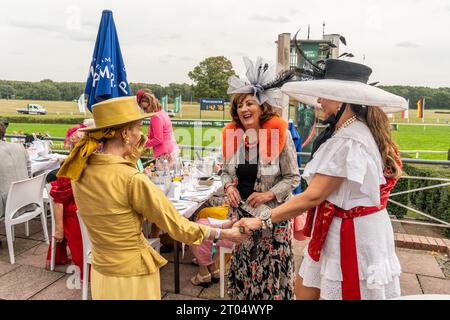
[176,180,222,218]
[171,179,222,293]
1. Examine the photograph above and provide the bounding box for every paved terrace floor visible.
[0,218,449,300]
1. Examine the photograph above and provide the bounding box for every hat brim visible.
[78,113,155,132]
[281,79,408,113]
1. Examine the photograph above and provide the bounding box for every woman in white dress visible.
[236,59,408,300]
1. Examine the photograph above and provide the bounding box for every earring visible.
[125,139,129,144]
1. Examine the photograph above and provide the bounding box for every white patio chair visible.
[3,172,49,264]
[76,212,92,301]
[44,183,57,271]
[219,246,234,298]
[27,171,51,242]
[142,220,161,253]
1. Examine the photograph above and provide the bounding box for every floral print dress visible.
[222,128,300,300]
[227,207,295,300]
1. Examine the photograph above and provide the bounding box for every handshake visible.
[213,217,264,244]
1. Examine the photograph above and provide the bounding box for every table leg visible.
[174,240,180,294]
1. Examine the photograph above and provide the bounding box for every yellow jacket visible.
[72,154,208,277]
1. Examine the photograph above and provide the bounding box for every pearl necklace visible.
[333,115,357,136]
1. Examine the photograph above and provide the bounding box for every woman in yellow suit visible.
[57,97,247,300]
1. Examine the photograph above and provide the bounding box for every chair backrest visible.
[76,211,92,257]
[44,183,55,234]
[4,172,47,221]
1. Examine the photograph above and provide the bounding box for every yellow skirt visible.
[91,267,161,300]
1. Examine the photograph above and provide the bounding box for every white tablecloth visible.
[174,180,222,219]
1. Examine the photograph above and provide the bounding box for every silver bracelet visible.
[265,218,273,230]
[260,219,267,230]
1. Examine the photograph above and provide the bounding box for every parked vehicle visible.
[16,103,47,115]
[166,109,175,118]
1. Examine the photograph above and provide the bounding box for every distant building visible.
[276,32,341,152]
[276,33,341,74]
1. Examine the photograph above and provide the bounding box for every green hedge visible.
[387,173,409,219]
[2,116,84,124]
[401,163,450,237]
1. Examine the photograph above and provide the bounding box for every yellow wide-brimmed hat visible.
[79,96,154,132]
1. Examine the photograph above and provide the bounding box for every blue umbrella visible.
[289,121,302,195]
[85,10,130,112]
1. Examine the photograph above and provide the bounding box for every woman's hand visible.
[53,203,64,243]
[218,217,237,229]
[246,191,275,208]
[225,185,241,208]
[234,217,263,233]
[221,227,250,244]
[54,227,64,243]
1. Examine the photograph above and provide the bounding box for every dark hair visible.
[229,93,276,128]
[0,122,5,140]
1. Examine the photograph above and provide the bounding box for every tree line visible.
[0,56,236,103]
[0,79,195,104]
[379,85,450,110]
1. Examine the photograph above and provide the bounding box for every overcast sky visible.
[0,0,449,87]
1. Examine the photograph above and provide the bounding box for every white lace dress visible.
[299,120,402,300]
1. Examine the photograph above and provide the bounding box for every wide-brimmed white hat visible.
[281,59,408,113]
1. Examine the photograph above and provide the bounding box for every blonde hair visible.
[350,104,402,178]
[141,92,162,112]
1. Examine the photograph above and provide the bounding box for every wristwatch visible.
[259,206,272,221]
[258,207,273,230]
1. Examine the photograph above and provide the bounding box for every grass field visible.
[391,124,450,160]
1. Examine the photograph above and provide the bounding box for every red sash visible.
[303,175,399,300]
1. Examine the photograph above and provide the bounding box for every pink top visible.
[145,110,178,158]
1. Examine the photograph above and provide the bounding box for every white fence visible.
[400,150,448,159]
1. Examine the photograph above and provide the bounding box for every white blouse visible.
[302,120,386,210]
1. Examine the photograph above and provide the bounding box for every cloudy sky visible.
[0,0,449,87]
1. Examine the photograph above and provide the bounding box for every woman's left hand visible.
[246,191,275,208]
[234,217,263,233]
[54,228,64,243]
[219,216,237,229]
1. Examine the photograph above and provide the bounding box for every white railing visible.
[388,175,450,229]
[400,150,448,159]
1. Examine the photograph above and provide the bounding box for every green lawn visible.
[6,123,71,137]
[391,124,450,160]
